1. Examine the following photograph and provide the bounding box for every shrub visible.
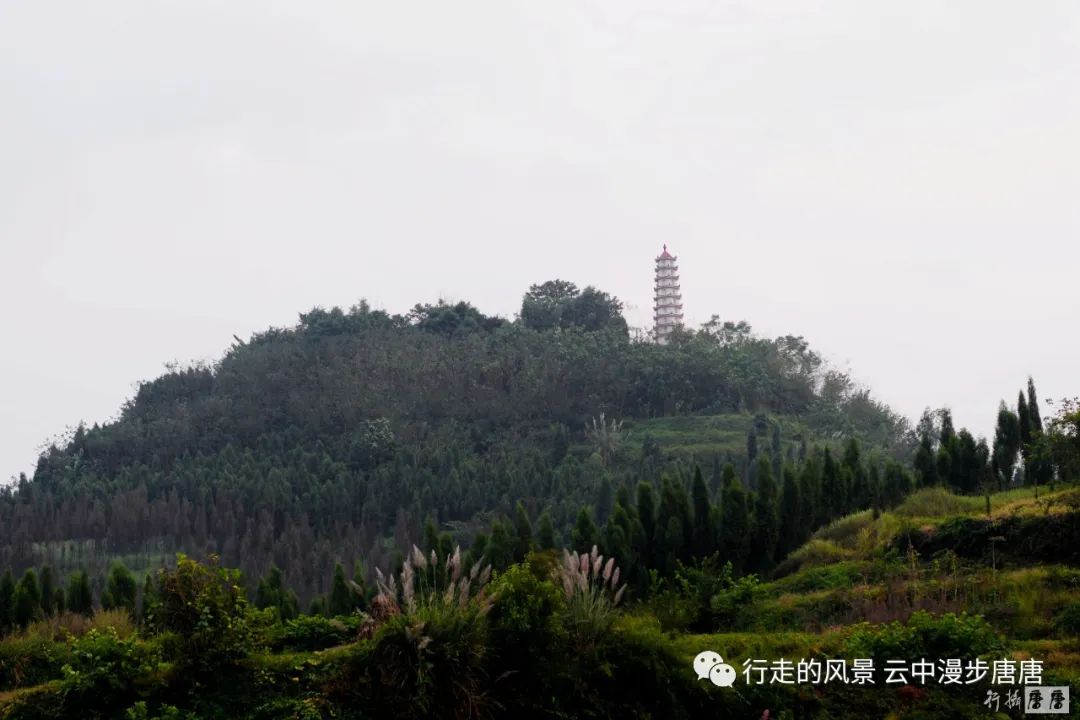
[146,554,251,671]
[267,614,361,652]
[0,634,68,690]
[59,628,165,717]
[844,610,1006,663]
[1052,602,1080,638]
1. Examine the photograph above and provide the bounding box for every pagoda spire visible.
[653,245,683,344]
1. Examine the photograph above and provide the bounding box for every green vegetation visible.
[2,284,1080,717]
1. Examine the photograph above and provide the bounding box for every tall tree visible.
[748,456,779,573]
[66,572,93,617]
[914,432,938,487]
[691,466,714,558]
[992,402,1021,487]
[512,501,533,562]
[719,464,750,575]
[571,506,598,553]
[102,562,138,614]
[38,566,56,618]
[328,563,354,616]
[13,570,42,628]
[777,463,802,561]
[0,570,14,632]
[537,510,557,550]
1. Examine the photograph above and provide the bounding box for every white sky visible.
[1,1,1078,479]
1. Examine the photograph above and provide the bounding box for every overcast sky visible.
[2,1,1078,479]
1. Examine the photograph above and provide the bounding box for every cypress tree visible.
[798,458,819,542]
[691,466,714,558]
[748,456,779,573]
[777,463,801,561]
[139,572,158,624]
[571,506,598,554]
[820,448,844,522]
[0,570,14,631]
[352,561,368,611]
[914,433,938,487]
[103,562,137,614]
[1027,377,1043,433]
[328,563,353,616]
[13,570,42,628]
[66,571,93,617]
[992,402,1021,487]
[512,501,533,562]
[746,429,759,488]
[38,566,56,618]
[719,464,750,575]
[487,518,515,570]
[537,510,557,550]
[636,482,657,564]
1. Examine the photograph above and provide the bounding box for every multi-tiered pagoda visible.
[653,245,683,344]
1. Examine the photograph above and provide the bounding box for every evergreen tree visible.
[1018,392,1033,469]
[746,429,759,487]
[308,596,327,617]
[691,466,714,558]
[718,464,750,575]
[1027,377,1043,433]
[38,566,56,618]
[352,561,368,611]
[13,570,42,628]
[256,565,300,621]
[636,482,657,565]
[487,518,515,570]
[139,572,158,624]
[748,456,779,573]
[842,439,868,512]
[328,563,354,616]
[66,571,93,617]
[0,570,14,632]
[571,506,598,553]
[596,476,614,523]
[914,433,938,487]
[537,510,557,550]
[882,461,912,508]
[797,458,819,543]
[777,463,801,561]
[992,402,1021,487]
[512,501,533,562]
[820,448,844,522]
[102,562,137,614]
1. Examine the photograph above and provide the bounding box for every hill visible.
[0,284,908,601]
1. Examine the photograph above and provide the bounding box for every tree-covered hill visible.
[2,281,908,601]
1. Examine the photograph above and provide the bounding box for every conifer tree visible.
[328,563,353,616]
[820,448,844,522]
[351,561,368,610]
[992,402,1021,487]
[139,572,158,624]
[13,570,41,628]
[487,518,515,570]
[691,466,714,558]
[66,571,93,617]
[571,506,598,554]
[914,432,938,486]
[536,510,556,550]
[718,464,750,575]
[0,570,14,632]
[102,562,137,614]
[777,463,801,561]
[512,501,533,562]
[798,458,819,541]
[636,482,657,565]
[38,566,56,618]
[748,456,779,573]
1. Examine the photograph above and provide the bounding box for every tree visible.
[102,562,137,615]
[820,448,844,523]
[256,565,300,621]
[328,563,354,616]
[691,466,714,558]
[992,402,1021,487]
[512,501,533,562]
[13,570,42,628]
[748,456,779,573]
[139,572,158,624]
[537,510,557,550]
[66,571,94,617]
[636,482,657,565]
[914,432,938,487]
[718,464,750,575]
[38,565,56,618]
[520,279,579,331]
[487,518,515,570]
[571,506,598,554]
[777,463,801,560]
[0,570,14,632]
[351,561,368,611]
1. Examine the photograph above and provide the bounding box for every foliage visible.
[844,610,1006,663]
[145,555,250,671]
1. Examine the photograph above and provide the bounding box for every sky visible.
[1,1,1078,480]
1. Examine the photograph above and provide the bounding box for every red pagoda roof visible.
[657,244,674,260]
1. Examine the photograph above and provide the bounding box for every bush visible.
[0,635,68,691]
[1052,602,1080,638]
[146,554,251,671]
[267,614,361,652]
[58,628,164,714]
[844,610,1006,664]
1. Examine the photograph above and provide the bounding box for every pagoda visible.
[653,244,683,344]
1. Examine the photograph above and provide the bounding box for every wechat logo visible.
[695,651,737,687]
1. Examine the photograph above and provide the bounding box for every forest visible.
[2,280,1079,718]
